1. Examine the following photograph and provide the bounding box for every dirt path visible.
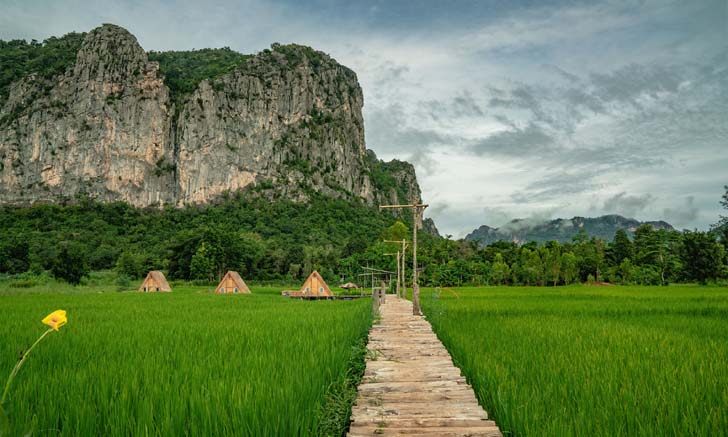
[348,297,502,436]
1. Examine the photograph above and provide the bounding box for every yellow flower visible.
[41,310,67,331]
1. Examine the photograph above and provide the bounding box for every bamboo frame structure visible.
[379,204,428,315]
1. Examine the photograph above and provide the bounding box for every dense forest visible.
[0,192,400,285]
[0,32,86,105]
[1,187,726,287]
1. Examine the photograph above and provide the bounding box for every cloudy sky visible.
[2,0,726,237]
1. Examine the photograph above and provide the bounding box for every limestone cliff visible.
[0,24,425,213]
[0,24,174,206]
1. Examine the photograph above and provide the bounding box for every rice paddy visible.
[0,285,371,436]
[4,281,727,436]
[421,285,728,436]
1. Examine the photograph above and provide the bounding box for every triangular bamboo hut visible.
[299,270,333,297]
[215,271,251,294]
[138,271,172,292]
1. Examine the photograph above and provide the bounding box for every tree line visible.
[1,188,726,287]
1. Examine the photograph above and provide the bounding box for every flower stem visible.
[1,328,54,406]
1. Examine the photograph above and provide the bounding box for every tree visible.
[190,242,216,281]
[50,244,89,285]
[381,221,409,242]
[116,251,145,278]
[0,237,29,274]
[634,224,657,266]
[653,230,681,285]
[573,237,603,282]
[715,185,728,254]
[470,261,490,286]
[490,253,511,285]
[561,252,578,285]
[543,245,562,286]
[680,230,724,284]
[634,225,680,285]
[612,229,633,265]
[619,258,633,284]
[593,238,606,282]
[521,249,544,286]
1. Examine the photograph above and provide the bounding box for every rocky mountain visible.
[465,214,674,246]
[0,24,428,224]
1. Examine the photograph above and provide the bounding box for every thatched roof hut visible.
[215,271,251,294]
[284,271,333,297]
[138,271,172,292]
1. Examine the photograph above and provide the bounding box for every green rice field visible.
[0,285,371,436]
[421,285,728,436]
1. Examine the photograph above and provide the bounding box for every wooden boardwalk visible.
[348,297,501,436]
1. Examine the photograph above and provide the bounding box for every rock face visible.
[0,24,423,211]
[1,24,174,206]
[465,214,675,246]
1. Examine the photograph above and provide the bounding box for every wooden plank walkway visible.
[348,297,501,436]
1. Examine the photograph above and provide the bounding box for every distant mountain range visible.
[464,214,674,246]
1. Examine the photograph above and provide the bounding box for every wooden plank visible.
[347,297,501,437]
[349,427,502,436]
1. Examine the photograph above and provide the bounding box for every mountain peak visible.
[466,214,675,246]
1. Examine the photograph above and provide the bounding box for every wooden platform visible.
[348,297,501,436]
[281,294,366,300]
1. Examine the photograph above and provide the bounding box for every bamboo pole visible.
[396,251,401,298]
[384,239,408,299]
[383,252,399,298]
[401,240,406,299]
[380,204,427,315]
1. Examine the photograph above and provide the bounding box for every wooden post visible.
[384,239,408,300]
[396,251,401,298]
[412,206,420,315]
[380,204,427,315]
[383,252,399,299]
[381,281,386,304]
[372,286,379,314]
[401,240,406,299]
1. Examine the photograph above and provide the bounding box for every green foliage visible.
[0,195,398,283]
[0,288,371,435]
[114,274,131,291]
[680,230,725,284]
[422,285,728,436]
[115,251,150,279]
[365,152,414,204]
[560,252,578,285]
[2,190,726,287]
[714,185,728,254]
[147,48,250,106]
[270,43,326,69]
[0,237,29,274]
[0,32,86,106]
[490,253,511,285]
[380,221,409,242]
[611,228,633,264]
[189,242,217,281]
[49,244,89,285]
[618,258,633,284]
[313,338,368,436]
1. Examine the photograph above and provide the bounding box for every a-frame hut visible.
[215,271,251,294]
[299,270,333,297]
[138,271,172,292]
